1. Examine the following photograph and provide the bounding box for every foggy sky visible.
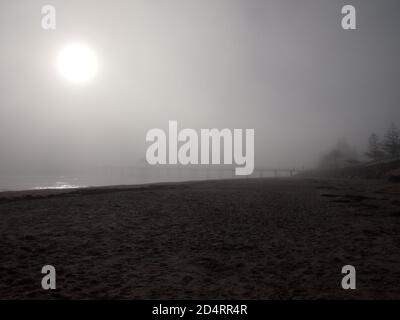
[1,0,399,175]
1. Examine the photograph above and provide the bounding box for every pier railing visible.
[89,166,304,182]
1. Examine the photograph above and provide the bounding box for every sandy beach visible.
[1,177,400,299]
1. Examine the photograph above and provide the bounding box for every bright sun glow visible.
[57,44,98,84]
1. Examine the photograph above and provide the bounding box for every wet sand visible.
[1,177,400,299]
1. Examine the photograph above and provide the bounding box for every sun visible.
[57,44,98,84]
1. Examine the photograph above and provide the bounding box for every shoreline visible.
[0,177,278,200]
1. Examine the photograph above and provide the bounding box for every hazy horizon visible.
[1,0,400,187]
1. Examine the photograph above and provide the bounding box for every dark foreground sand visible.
[1,178,400,299]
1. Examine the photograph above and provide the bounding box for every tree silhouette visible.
[319,138,359,169]
[382,123,400,159]
[365,133,384,161]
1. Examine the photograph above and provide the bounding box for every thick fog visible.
[1,0,399,188]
